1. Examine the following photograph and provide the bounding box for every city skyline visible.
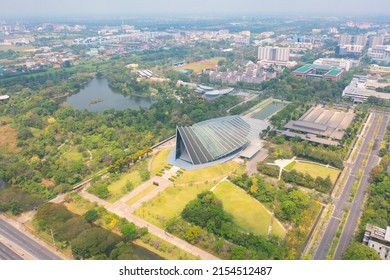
[1,0,390,17]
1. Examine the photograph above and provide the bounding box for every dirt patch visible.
[0,124,19,152]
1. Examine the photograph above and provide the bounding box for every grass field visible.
[292,161,340,183]
[107,170,143,202]
[213,181,286,238]
[284,161,296,170]
[150,148,171,176]
[176,57,224,74]
[63,147,83,161]
[63,193,96,215]
[126,185,156,206]
[0,124,19,153]
[134,183,214,228]
[175,162,238,184]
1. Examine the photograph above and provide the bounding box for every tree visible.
[250,178,258,194]
[342,242,381,260]
[120,222,138,241]
[17,128,33,140]
[378,148,388,157]
[185,226,202,244]
[83,209,99,223]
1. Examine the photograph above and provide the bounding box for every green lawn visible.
[106,159,151,202]
[107,170,143,202]
[292,162,340,183]
[151,148,171,176]
[284,161,296,171]
[175,162,238,184]
[126,185,156,206]
[134,183,214,228]
[213,181,286,238]
[63,147,83,161]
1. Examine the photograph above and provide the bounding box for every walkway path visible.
[79,189,219,260]
[118,176,171,204]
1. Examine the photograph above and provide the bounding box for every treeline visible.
[34,203,149,260]
[265,72,354,103]
[257,163,333,193]
[107,147,152,173]
[361,166,390,230]
[269,103,308,129]
[180,191,286,260]
[340,111,367,147]
[283,170,333,193]
[291,142,344,169]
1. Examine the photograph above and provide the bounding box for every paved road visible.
[314,113,382,259]
[0,216,62,260]
[0,241,22,260]
[79,190,220,260]
[334,114,389,259]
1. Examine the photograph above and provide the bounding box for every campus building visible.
[313,58,358,71]
[342,75,390,102]
[363,224,390,260]
[367,45,390,65]
[282,105,355,146]
[293,64,345,81]
[175,116,250,165]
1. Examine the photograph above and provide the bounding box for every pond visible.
[251,102,286,120]
[66,78,155,112]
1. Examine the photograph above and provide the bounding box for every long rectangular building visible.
[293,64,345,81]
[282,106,355,146]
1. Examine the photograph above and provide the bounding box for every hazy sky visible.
[1,0,390,17]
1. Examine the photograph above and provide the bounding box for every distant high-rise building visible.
[370,36,385,48]
[258,46,290,62]
[339,34,367,46]
[354,35,368,46]
[339,34,352,45]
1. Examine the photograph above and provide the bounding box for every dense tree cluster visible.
[291,142,344,169]
[361,165,390,229]
[269,103,308,129]
[264,72,354,103]
[34,203,147,260]
[342,242,381,260]
[180,191,286,260]
[282,170,333,193]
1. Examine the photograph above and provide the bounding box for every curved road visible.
[0,216,62,260]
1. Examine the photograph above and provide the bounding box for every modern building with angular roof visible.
[175,116,251,165]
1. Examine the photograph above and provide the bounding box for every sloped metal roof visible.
[176,116,250,165]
